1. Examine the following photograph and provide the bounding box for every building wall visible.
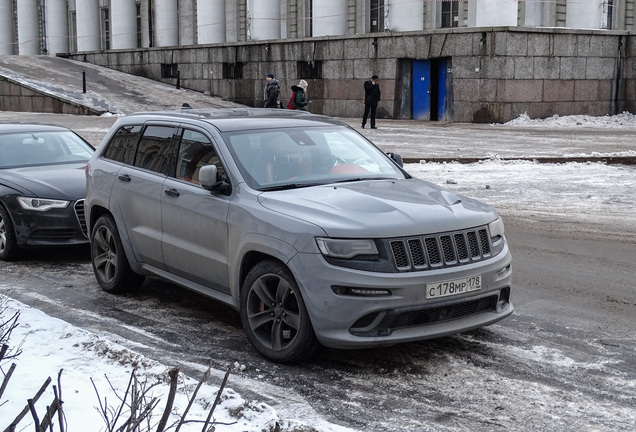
[60,27,635,123]
[0,76,105,115]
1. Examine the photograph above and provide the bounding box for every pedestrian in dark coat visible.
[263,73,281,108]
[362,75,381,129]
[290,80,310,111]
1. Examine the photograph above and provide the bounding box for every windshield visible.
[0,130,94,168]
[222,125,405,189]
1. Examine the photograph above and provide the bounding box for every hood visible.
[257,178,498,238]
[1,163,88,200]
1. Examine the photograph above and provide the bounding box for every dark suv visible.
[85,108,513,363]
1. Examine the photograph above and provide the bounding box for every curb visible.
[405,156,636,165]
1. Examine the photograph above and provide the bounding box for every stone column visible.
[0,0,15,54]
[76,0,101,52]
[155,0,179,46]
[468,0,517,27]
[313,0,347,36]
[250,0,281,40]
[388,0,423,32]
[45,0,69,55]
[111,0,138,49]
[566,0,604,29]
[197,0,226,43]
[17,0,40,55]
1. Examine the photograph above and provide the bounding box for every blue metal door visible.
[413,60,431,120]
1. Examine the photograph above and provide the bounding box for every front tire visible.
[0,204,19,261]
[240,260,319,363]
[90,214,144,293]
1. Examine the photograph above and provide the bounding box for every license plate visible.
[425,275,482,299]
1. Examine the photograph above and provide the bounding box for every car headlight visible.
[316,238,378,259]
[488,217,505,245]
[17,197,70,212]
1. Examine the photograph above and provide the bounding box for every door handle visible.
[164,188,180,197]
[117,174,131,182]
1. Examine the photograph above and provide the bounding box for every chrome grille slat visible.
[74,199,88,238]
[389,225,492,272]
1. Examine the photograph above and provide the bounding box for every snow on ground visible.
[406,157,636,231]
[1,112,635,431]
[0,295,354,432]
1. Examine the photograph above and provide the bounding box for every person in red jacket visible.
[362,75,381,129]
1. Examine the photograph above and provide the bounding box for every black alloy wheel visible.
[90,214,144,293]
[240,260,319,363]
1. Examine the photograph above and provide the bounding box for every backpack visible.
[287,91,297,110]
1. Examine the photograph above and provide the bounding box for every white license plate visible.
[425,275,482,299]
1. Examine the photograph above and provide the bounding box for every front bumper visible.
[12,199,88,248]
[290,244,513,349]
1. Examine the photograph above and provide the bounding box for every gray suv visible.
[85,108,513,363]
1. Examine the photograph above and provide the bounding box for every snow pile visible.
[502,111,636,128]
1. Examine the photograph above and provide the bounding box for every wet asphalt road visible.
[1,112,635,430]
[1,217,635,431]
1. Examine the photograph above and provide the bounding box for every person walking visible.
[362,74,381,129]
[263,73,281,108]
[289,80,310,111]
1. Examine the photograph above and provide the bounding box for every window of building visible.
[297,61,322,79]
[370,0,385,33]
[441,1,459,28]
[603,0,614,29]
[223,63,244,79]
[70,12,77,53]
[136,4,142,47]
[100,8,110,50]
[307,0,313,37]
[161,63,179,79]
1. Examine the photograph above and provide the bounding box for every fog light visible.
[350,288,391,296]
[333,286,391,297]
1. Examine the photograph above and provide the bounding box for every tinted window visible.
[102,125,143,164]
[134,125,177,175]
[176,129,224,184]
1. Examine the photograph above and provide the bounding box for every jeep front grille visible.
[389,226,491,271]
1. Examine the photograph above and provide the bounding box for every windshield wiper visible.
[331,177,394,184]
[260,182,321,191]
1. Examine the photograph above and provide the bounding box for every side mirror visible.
[199,165,228,193]
[387,152,403,167]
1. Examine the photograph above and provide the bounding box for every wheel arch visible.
[88,204,138,267]
[234,229,308,298]
[238,251,289,299]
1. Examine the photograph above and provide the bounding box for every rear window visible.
[102,125,143,165]
[133,125,178,175]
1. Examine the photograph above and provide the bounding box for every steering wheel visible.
[316,155,347,173]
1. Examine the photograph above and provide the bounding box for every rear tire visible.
[240,260,319,363]
[90,214,144,293]
[0,204,19,261]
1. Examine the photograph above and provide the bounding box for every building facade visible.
[1,1,635,122]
